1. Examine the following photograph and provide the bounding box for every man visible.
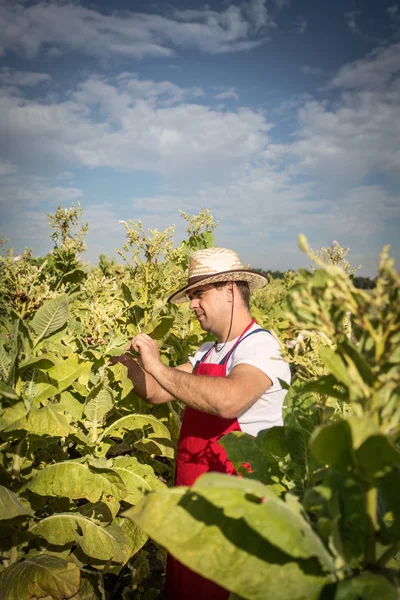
[116,247,291,600]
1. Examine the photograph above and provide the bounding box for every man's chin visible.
[198,317,209,331]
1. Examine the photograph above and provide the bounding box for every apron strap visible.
[218,328,272,365]
[193,320,272,370]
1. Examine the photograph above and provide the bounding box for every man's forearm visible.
[150,363,235,417]
[125,358,175,404]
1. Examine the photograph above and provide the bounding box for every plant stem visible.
[10,533,18,564]
[144,261,149,328]
[364,486,378,566]
[11,438,24,480]
[377,542,399,567]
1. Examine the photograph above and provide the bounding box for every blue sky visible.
[0,0,399,276]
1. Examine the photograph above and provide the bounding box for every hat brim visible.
[168,269,269,304]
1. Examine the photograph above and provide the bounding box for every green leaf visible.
[0,344,11,379]
[310,420,354,469]
[0,381,20,401]
[346,417,380,450]
[101,414,174,458]
[318,346,351,388]
[339,339,374,387]
[0,485,34,521]
[112,456,165,504]
[114,516,148,562]
[124,474,331,600]
[4,405,71,437]
[334,572,397,600]
[377,467,400,543]
[31,514,132,564]
[19,353,58,371]
[0,554,80,600]
[34,357,92,403]
[26,461,127,503]
[356,435,400,480]
[58,391,84,421]
[0,401,27,431]
[78,497,120,525]
[31,295,69,345]
[84,384,114,425]
[148,317,174,340]
[220,427,309,493]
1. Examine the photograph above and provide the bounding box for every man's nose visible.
[189,298,198,310]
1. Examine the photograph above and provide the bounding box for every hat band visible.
[187,269,247,286]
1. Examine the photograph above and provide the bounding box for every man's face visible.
[188,283,229,332]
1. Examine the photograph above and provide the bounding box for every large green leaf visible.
[318,346,351,388]
[193,474,335,570]
[31,514,132,564]
[31,295,69,344]
[26,461,127,503]
[84,384,114,427]
[0,485,34,521]
[0,554,80,600]
[34,357,92,403]
[310,420,354,469]
[58,391,84,422]
[356,435,400,480]
[304,472,369,563]
[19,353,59,371]
[0,401,27,431]
[69,571,106,600]
[4,405,71,437]
[101,414,174,458]
[77,497,120,525]
[334,572,397,600]
[147,317,174,340]
[125,474,333,600]
[112,456,165,504]
[220,427,313,494]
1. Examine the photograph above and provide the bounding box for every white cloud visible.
[386,5,399,17]
[215,88,239,101]
[242,0,274,30]
[330,43,400,90]
[273,0,290,10]
[0,68,51,87]
[345,10,361,34]
[0,1,273,60]
[289,43,400,187]
[0,74,273,184]
[295,15,307,34]
[300,66,324,76]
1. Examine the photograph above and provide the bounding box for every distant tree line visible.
[254,269,376,289]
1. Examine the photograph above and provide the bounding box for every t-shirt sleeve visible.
[189,342,214,368]
[228,332,291,389]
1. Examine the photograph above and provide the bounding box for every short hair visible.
[213,281,250,309]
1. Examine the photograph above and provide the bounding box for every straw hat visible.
[168,247,269,304]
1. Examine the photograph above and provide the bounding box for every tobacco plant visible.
[0,209,216,599]
[125,237,400,600]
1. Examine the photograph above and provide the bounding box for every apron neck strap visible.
[197,318,256,367]
[220,318,256,363]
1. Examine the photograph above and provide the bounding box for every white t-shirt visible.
[189,322,291,436]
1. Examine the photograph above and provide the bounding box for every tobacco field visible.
[0,206,399,600]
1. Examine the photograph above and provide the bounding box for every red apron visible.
[166,320,256,600]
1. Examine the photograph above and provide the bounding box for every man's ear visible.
[226,281,234,302]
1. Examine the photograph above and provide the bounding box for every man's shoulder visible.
[240,326,280,349]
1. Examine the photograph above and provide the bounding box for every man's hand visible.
[125,334,163,376]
